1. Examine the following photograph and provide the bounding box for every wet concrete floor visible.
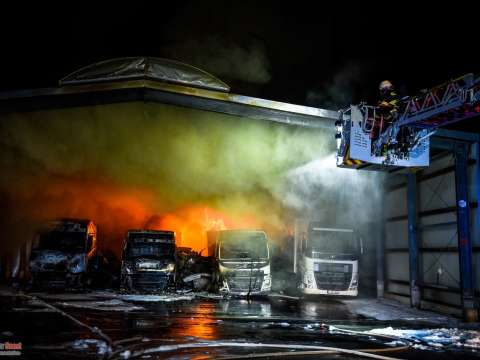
[0,289,479,359]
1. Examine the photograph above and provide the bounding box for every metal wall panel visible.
[387,281,409,296]
[418,173,457,212]
[384,140,478,316]
[386,253,409,281]
[385,220,408,248]
[385,188,407,218]
[421,252,460,288]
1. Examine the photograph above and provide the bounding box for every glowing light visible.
[147,206,258,255]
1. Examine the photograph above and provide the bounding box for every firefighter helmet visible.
[379,80,394,91]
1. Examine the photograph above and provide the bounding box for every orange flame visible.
[8,176,267,258]
[5,177,154,257]
[146,205,259,255]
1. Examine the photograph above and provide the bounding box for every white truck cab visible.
[295,222,362,296]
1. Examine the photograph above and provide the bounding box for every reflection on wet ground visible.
[1,290,479,359]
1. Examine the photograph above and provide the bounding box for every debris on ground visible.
[70,338,112,356]
[176,247,216,292]
[120,294,195,302]
[56,299,145,312]
[367,327,480,350]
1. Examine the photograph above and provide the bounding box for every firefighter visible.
[378,80,399,121]
[375,80,401,156]
[378,80,413,157]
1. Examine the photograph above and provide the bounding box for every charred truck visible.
[295,221,363,296]
[29,219,98,289]
[210,230,271,296]
[120,230,176,293]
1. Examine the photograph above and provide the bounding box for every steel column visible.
[377,195,385,298]
[454,142,477,322]
[476,142,480,250]
[407,172,421,308]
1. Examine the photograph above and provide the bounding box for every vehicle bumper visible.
[122,272,173,293]
[220,288,271,296]
[303,287,358,296]
[30,271,83,289]
[220,277,271,296]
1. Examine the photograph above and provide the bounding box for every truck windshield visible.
[126,234,175,258]
[37,231,86,252]
[219,233,268,260]
[307,229,356,254]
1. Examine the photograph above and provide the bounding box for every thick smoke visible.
[164,36,271,84]
[0,102,328,256]
[306,62,373,109]
[0,100,383,263]
[277,153,385,226]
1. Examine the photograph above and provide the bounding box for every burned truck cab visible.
[120,230,176,293]
[29,219,97,289]
[213,230,271,296]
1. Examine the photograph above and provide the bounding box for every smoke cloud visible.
[306,62,373,109]
[0,102,327,255]
[277,153,385,226]
[164,36,271,84]
[0,100,383,261]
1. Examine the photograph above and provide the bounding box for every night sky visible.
[1,1,476,109]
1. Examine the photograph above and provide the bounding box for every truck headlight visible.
[164,262,175,272]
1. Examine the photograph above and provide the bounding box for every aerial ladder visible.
[335,73,480,169]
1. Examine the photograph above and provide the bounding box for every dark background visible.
[0,1,477,109]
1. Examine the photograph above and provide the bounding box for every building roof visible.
[0,57,339,128]
[59,57,231,92]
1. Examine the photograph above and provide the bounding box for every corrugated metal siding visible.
[383,142,478,315]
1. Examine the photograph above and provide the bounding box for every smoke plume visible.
[306,62,373,109]
[0,102,326,256]
[277,153,385,226]
[0,100,383,261]
[164,36,271,85]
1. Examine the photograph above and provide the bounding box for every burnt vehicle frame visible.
[120,229,176,293]
[28,218,98,290]
[211,230,272,296]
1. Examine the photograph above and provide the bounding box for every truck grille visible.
[314,263,352,291]
[131,272,169,291]
[226,274,263,293]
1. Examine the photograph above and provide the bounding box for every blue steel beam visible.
[377,198,386,298]
[477,143,480,259]
[454,142,477,321]
[407,172,421,308]
[431,129,480,151]
[435,129,480,142]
